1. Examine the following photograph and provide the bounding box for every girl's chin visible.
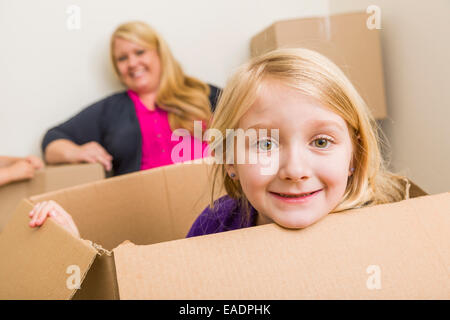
[270,211,325,229]
[275,220,314,229]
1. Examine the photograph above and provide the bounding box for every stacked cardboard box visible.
[251,11,387,119]
[0,163,105,231]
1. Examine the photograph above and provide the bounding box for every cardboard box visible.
[0,163,105,232]
[250,11,387,119]
[0,160,447,299]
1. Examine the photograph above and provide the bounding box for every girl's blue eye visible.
[117,56,127,62]
[136,50,145,55]
[313,138,331,149]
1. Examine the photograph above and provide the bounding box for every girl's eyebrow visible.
[245,120,345,131]
[245,123,279,130]
[307,120,347,132]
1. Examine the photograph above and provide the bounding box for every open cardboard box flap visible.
[0,200,97,299]
[0,160,221,299]
[0,159,447,299]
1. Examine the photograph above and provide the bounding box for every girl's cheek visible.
[237,164,272,190]
[313,157,349,187]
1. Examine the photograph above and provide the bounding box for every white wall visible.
[4,0,446,194]
[0,0,329,156]
[329,0,450,194]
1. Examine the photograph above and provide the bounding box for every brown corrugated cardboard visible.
[250,12,387,119]
[113,192,450,299]
[0,200,97,299]
[0,160,447,299]
[0,163,105,231]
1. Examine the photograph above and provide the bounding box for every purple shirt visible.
[186,195,258,237]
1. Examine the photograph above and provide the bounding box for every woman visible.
[42,21,220,176]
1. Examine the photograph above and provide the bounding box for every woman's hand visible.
[45,139,113,172]
[29,200,80,238]
[75,142,113,171]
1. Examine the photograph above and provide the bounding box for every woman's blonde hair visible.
[210,48,406,215]
[111,21,212,134]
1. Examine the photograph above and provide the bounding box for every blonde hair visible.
[210,48,406,215]
[111,21,212,134]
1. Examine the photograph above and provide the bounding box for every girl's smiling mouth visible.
[269,189,323,203]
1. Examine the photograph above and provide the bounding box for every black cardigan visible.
[42,85,221,176]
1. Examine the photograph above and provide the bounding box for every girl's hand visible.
[29,200,80,238]
[25,155,44,170]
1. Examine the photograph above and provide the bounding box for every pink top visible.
[128,90,208,170]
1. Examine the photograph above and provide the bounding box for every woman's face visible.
[230,79,354,229]
[113,37,162,94]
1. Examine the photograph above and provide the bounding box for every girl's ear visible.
[225,164,239,180]
[349,135,359,177]
[348,156,355,177]
[349,167,355,177]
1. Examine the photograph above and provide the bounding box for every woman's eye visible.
[117,56,127,62]
[313,138,331,149]
[136,50,145,55]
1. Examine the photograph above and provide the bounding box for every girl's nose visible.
[277,147,312,182]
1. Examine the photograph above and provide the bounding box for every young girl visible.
[186,48,409,237]
[28,48,409,238]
